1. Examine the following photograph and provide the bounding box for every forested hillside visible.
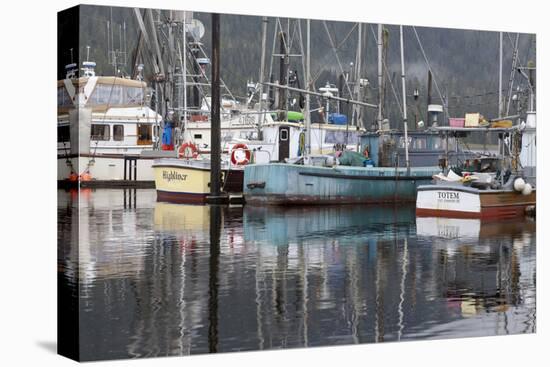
[67,5,536,132]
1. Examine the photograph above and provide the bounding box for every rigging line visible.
[297,20,307,94]
[505,33,520,116]
[368,25,403,117]
[385,66,403,117]
[335,23,359,50]
[266,17,279,92]
[289,19,300,53]
[196,43,236,102]
[276,18,290,54]
[322,20,354,99]
[444,90,509,100]
[506,32,525,69]
[411,26,449,119]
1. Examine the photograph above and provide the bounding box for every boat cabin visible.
[361,130,468,168]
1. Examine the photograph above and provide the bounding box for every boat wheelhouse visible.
[416,125,536,219]
[57,61,164,185]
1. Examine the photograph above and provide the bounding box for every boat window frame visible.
[280,128,289,141]
[90,124,110,141]
[137,124,153,145]
[113,124,124,141]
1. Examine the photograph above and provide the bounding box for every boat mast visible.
[277,28,288,122]
[400,25,410,170]
[353,23,362,128]
[183,11,188,129]
[377,24,383,130]
[258,17,268,131]
[210,13,221,199]
[499,32,503,118]
[305,19,311,159]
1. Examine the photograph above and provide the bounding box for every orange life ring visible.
[178,142,199,159]
[231,143,251,165]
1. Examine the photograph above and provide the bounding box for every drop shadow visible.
[36,340,57,354]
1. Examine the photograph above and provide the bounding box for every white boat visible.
[416,126,536,219]
[416,181,536,219]
[57,61,165,184]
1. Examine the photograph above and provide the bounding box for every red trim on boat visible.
[416,204,531,219]
[156,190,208,204]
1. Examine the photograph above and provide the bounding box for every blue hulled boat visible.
[244,160,439,205]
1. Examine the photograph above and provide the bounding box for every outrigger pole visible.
[400,25,410,171]
[262,82,378,109]
[305,19,311,158]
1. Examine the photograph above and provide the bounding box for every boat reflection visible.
[415,216,536,329]
[58,189,536,360]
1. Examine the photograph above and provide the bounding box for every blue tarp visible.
[328,113,348,125]
[162,122,173,145]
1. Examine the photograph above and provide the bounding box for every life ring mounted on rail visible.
[178,142,199,159]
[231,143,251,165]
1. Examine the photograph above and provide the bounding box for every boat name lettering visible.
[437,191,460,201]
[163,170,187,182]
[239,115,256,125]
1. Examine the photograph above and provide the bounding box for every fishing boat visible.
[416,126,536,219]
[57,60,165,185]
[416,182,536,219]
[244,161,439,205]
[244,23,448,205]
[152,157,244,204]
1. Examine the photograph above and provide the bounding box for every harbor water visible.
[58,188,536,361]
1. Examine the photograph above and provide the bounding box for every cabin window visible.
[90,124,110,141]
[124,87,144,105]
[113,125,124,141]
[194,134,203,140]
[280,129,288,141]
[89,84,144,106]
[89,84,115,105]
[58,125,70,142]
[399,136,413,149]
[413,137,427,149]
[432,137,442,150]
[137,124,152,145]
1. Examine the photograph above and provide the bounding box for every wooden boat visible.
[416,181,536,219]
[153,158,243,204]
[416,124,536,219]
[244,160,439,205]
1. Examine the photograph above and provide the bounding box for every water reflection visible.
[58,189,536,361]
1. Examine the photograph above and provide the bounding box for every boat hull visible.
[57,153,177,184]
[416,184,536,219]
[153,159,244,204]
[244,163,439,205]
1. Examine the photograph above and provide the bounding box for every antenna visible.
[69,48,73,64]
[86,45,90,62]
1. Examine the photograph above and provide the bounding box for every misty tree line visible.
[73,5,535,143]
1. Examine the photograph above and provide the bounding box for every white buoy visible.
[513,177,526,192]
[522,183,533,196]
